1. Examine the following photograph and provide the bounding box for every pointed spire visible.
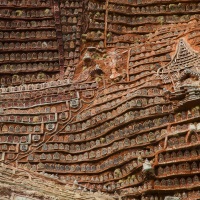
[157,38,200,86]
[173,39,198,64]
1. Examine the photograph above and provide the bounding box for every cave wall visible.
[0,0,200,200]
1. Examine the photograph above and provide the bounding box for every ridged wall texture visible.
[0,0,200,199]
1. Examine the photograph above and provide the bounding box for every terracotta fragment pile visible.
[0,0,200,199]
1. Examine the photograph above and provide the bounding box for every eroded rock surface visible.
[0,0,200,200]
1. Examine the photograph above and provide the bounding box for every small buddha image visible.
[90,64,104,81]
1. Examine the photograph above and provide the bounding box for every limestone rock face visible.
[164,197,181,200]
[0,164,113,200]
[0,0,200,200]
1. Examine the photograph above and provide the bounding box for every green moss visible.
[157,16,164,25]
[16,10,23,16]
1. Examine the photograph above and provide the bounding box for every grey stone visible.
[164,197,181,200]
